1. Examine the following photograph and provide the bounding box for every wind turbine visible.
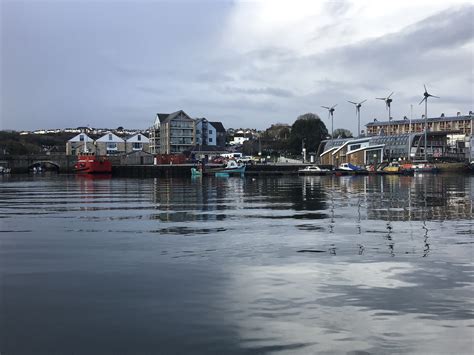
[376,92,394,136]
[419,84,439,161]
[321,104,337,139]
[348,99,367,137]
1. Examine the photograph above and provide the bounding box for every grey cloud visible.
[2,0,472,132]
[222,86,294,97]
[331,5,473,70]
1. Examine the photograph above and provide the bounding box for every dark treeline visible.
[243,113,333,158]
[0,131,76,155]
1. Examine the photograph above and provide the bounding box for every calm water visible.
[1,174,473,354]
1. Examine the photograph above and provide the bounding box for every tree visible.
[332,128,353,138]
[288,113,328,154]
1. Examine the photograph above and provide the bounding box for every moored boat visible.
[298,165,330,175]
[74,154,112,174]
[191,160,245,176]
[413,163,439,173]
[382,162,414,175]
[383,161,401,173]
[338,163,363,171]
[335,163,368,174]
[0,166,11,174]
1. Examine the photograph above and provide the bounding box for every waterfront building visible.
[318,137,384,166]
[95,132,125,156]
[149,116,161,154]
[125,133,150,153]
[366,112,473,136]
[211,122,226,147]
[195,119,226,147]
[66,133,95,155]
[154,110,195,154]
[318,130,465,166]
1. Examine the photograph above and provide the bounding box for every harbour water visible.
[1,174,473,354]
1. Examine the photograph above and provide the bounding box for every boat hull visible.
[74,156,112,174]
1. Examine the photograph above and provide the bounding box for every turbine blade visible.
[332,104,337,109]
[359,99,367,104]
[430,95,440,99]
[376,97,385,100]
[387,92,394,98]
[419,97,426,105]
[348,101,357,105]
[321,106,330,109]
[424,84,427,93]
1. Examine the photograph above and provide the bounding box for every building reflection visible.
[363,174,472,221]
[150,177,246,223]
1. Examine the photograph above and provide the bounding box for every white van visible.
[221,152,252,163]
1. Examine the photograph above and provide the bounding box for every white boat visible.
[298,165,330,175]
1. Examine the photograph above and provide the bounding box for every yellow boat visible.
[383,162,401,173]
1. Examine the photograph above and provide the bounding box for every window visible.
[80,135,84,141]
[109,134,112,140]
[107,142,117,150]
[209,138,213,143]
[209,130,213,134]
[133,142,143,150]
[138,135,141,141]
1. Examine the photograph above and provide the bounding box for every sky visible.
[1,0,473,133]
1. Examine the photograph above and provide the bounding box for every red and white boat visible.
[74,154,112,174]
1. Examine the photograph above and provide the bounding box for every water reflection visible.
[224,260,474,354]
[0,174,473,354]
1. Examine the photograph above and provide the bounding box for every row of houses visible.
[366,113,473,136]
[66,132,150,156]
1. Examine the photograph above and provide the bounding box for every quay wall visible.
[110,163,473,177]
[1,153,471,176]
[113,164,307,177]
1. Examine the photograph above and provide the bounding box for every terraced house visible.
[95,132,125,155]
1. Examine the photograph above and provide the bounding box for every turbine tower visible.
[419,84,439,161]
[348,99,367,137]
[376,92,394,135]
[322,104,337,140]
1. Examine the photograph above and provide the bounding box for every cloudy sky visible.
[1,0,473,133]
